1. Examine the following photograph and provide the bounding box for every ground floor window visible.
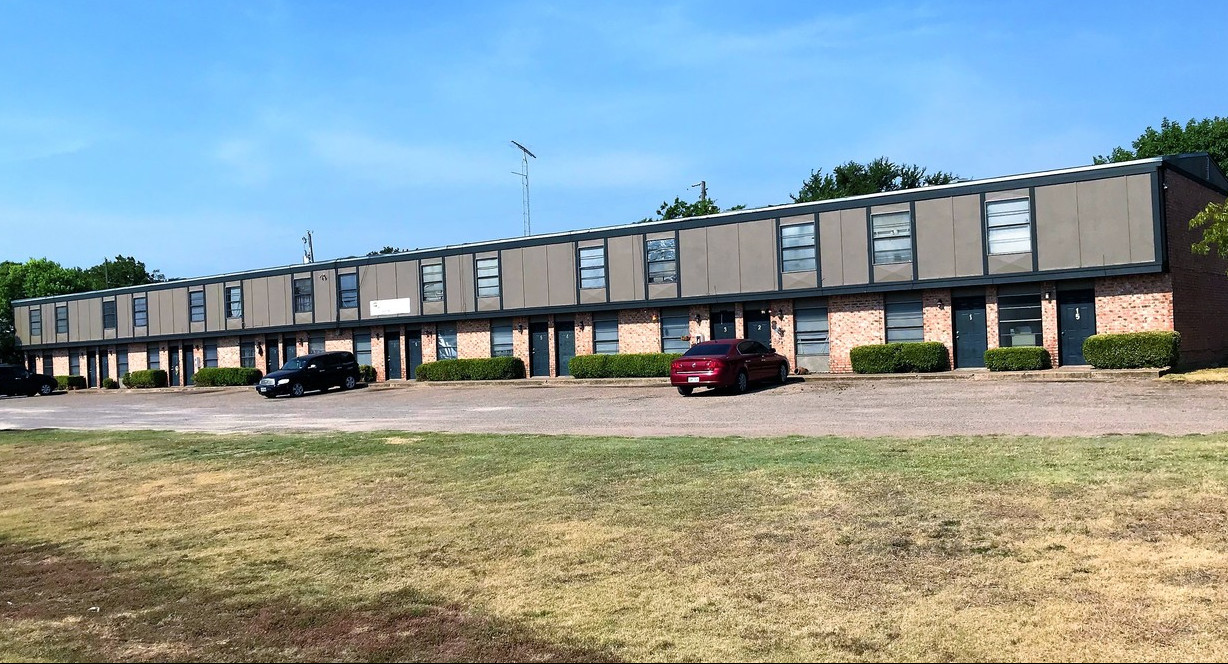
[117,349,129,378]
[661,309,690,354]
[885,293,924,343]
[147,345,159,371]
[203,343,217,368]
[795,305,830,356]
[491,322,513,357]
[309,333,325,355]
[436,324,458,360]
[998,286,1042,347]
[593,315,618,354]
[284,338,298,363]
[240,342,256,368]
[353,332,372,366]
[41,353,52,373]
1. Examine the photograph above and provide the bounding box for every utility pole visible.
[510,140,536,236]
[691,180,707,202]
[302,231,314,264]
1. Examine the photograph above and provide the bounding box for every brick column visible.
[370,327,386,381]
[511,317,530,369]
[574,312,594,355]
[734,302,745,338]
[985,286,1000,350]
[421,323,438,364]
[828,293,885,373]
[547,316,557,376]
[769,299,795,367]
[618,308,660,353]
[688,305,710,344]
[1041,281,1059,365]
[922,289,953,369]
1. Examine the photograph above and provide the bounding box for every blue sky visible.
[1,1,1223,278]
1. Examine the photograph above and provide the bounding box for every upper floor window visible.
[293,278,313,314]
[102,301,117,330]
[55,305,68,334]
[189,291,205,323]
[579,246,606,289]
[225,286,243,318]
[491,321,513,357]
[593,315,618,354]
[133,296,147,327]
[884,293,923,343]
[986,199,1033,255]
[338,273,358,309]
[476,257,500,298]
[646,238,678,284]
[872,211,912,264]
[28,308,41,336]
[781,223,817,272]
[421,264,444,302]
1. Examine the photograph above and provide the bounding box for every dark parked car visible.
[256,351,361,398]
[670,339,790,396]
[0,364,58,397]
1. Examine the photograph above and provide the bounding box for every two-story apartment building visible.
[12,154,1228,386]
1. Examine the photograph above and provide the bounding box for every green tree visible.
[367,246,404,256]
[1093,116,1228,167]
[639,196,745,223]
[1191,200,1228,266]
[82,255,166,291]
[790,157,959,203]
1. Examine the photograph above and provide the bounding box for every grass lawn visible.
[2,429,1227,662]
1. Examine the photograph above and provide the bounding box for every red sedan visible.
[670,339,790,396]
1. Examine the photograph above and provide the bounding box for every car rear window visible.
[683,343,731,357]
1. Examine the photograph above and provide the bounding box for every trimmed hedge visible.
[984,346,1051,371]
[1082,331,1180,369]
[568,353,682,379]
[192,367,264,387]
[101,377,119,390]
[358,364,377,382]
[56,375,86,391]
[849,342,950,374]
[125,369,168,389]
[416,357,526,381]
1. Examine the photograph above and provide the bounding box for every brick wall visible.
[689,305,709,344]
[828,292,884,373]
[984,286,1000,351]
[922,289,953,367]
[126,343,149,372]
[1041,281,1059,364]
[457,319,490,360]
[769,299,795,367]
[324,328,352,353]
[618,308,660,353]
[369,327,386,381]
[1094,274,1175,334]
[511,317,529,368]
[216,336,241,369]
[420,323,438,364]
[574,312,594,356]
[1166,169,1228,367]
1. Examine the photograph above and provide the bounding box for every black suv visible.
[0,364,58,397]
[256,351,362,398]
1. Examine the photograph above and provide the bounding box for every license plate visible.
[687,376,699,383]
[258,387,267,392]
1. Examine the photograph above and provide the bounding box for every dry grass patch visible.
[2,429,1228,661]
[1160,367,1228,383]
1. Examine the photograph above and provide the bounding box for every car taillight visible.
[708,359,724,371]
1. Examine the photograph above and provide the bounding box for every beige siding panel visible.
[67,301,83,340]
[521,246,549,308]
[155,289,173,335]
[738,219,777,293]
[874,263,912,283]
[246,279,268,329]
[395,261,417,300]
[706,224,741,295]
[1077,178,1131,266]
[579,288,607,305]
[170,287,189,334]
[422,300,445,316]
[314,270,337,323]
[647,283,676,300]
[989,253,1032,274]
[1036,183,1081,271]
[42,303,56,341]
[871,202,910,215]
[840,208,870,285]
[546,243,577,307]
[1126,174,1156,262]
[14,305,30,344]
[915,197,956,280]
[501,249,525,310]
[780,214,813,227]
[358,265,379,318]
[679,228,709,297]
[117,293,133,338]
[952,195,984,277]
[986,188,1029,203]
[819,211,844,287]
[577,238,604,249]
[477,297,501,312]
[266,276,290,327]
[444,255,466,313]
[781,270,817,290]
[461,254,477,311]
[607,236,641,302]
[86,299,103,340]
[205,283,223,332]
[646,230,674,241]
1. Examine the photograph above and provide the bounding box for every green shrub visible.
[984,346,1052,371]
[55,375,86,391]
[416,357,526,381]
[125,369,168,389]
[192,367,264,387]
[358,364,377,382]
[568,353,681,378]
[1082,331,1180,369]
[101,377,119,390]
[850,342,949,373]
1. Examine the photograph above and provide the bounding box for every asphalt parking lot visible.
[2,377,1227,437]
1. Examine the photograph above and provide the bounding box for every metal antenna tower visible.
[302,230,315,264]
[510,140,536,236]
[690,180,707,202]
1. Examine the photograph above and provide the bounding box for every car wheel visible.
[777,363,789,384]
[290,382,305,398]
[343,375,356,390]
[677,386,693,396]
[733,370,749,394]
[38,383,54,396]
